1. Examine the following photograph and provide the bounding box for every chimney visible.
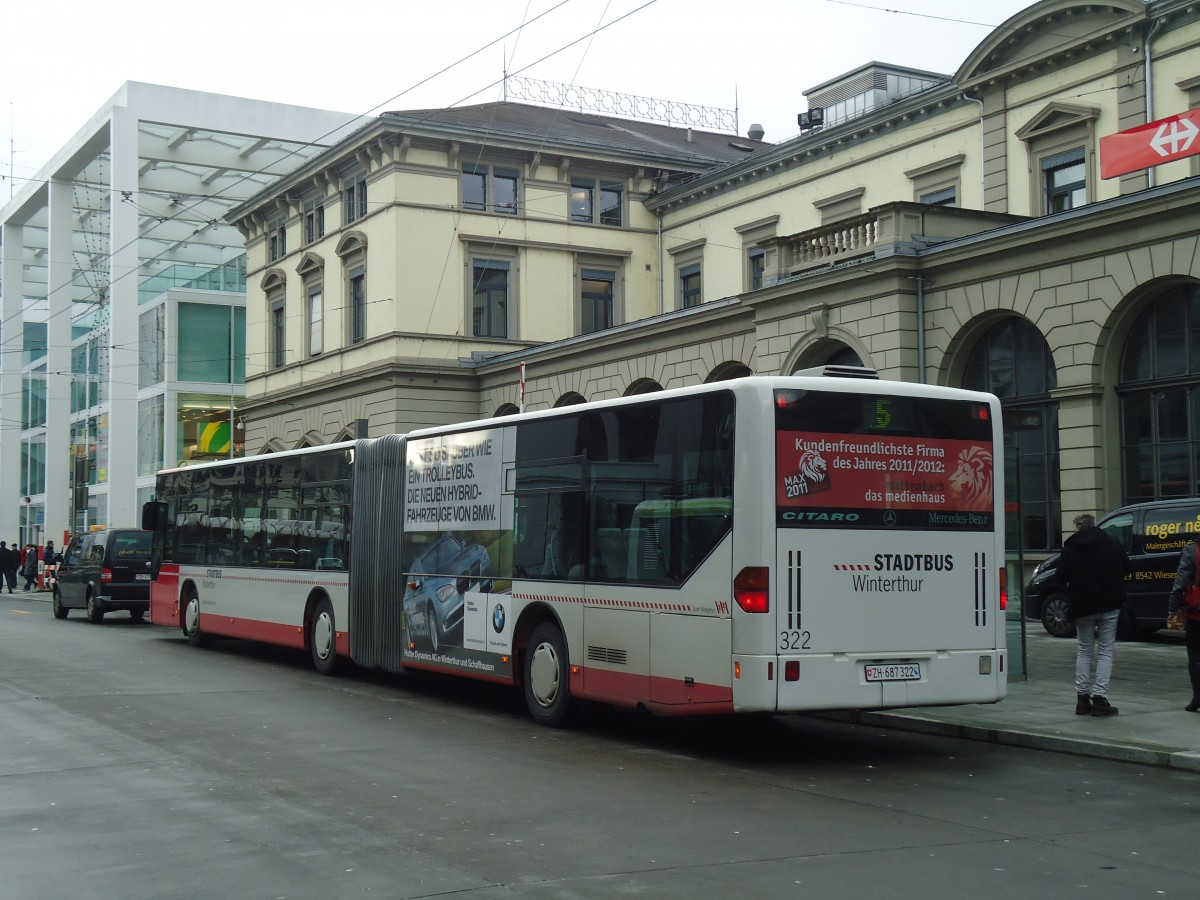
[747,123,765,141]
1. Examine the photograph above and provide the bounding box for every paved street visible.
[3,594,1198,899]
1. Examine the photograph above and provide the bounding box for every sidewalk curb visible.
[818,710,1200,773]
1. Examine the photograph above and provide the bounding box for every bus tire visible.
[86,590,105,624]
[523,622,572,727]
[1040,592,1075,638]
[52,589,68,620]
[310,597,339,676]
[184,591,208,647]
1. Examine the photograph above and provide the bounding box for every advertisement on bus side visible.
[401,429,515,679]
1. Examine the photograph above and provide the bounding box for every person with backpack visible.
[1168,540,1200,712]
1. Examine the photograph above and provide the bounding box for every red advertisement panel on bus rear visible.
[776,430,994,530]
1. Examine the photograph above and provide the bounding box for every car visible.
[402,533,493,652]
[53,528,153,623]
[1024,497,1200,639]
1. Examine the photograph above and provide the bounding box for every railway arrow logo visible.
[1150,117,1199,157]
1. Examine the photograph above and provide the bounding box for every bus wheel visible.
[86,591,105,624]
[523,622,572,727]
[310,597,339,676]
[52,588,68,620]
[184,592,208,647]
[1040,592,1076,638]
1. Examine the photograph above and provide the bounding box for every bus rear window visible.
[775,390,995,530]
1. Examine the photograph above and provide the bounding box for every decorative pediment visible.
[957,1,1146,85]
[1015,102,1100,143]
[260,267,287,292]
[295,251,325,277]
[335,231,368,258]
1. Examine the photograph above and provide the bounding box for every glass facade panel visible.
[138,395,164,477]
[139,306,165,388]
[177,303,245,383]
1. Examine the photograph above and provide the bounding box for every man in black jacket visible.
[0,542,13,593]
[1056,513,1132,716]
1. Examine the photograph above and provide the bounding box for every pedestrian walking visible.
[0,542,13,593]
[1167,539,1200,712]
[21,543,39,592]
[8,539,19,592]
[1055,512,1131,716]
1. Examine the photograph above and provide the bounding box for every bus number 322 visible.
[780,630,812,650]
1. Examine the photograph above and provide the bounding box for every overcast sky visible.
[1,0,1033,195]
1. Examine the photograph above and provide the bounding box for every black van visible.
[1024,497,1200,639]
[52,528,152,623]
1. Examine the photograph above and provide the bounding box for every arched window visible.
[554,392,586,407]
[706,362,752,382]
[494,403,520,417]
[964,318,1059,552]
[825,346,863,367]
[1119,284,1200,502]
[624,378,663,396]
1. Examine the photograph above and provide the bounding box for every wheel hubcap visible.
[313,611,333,661]
[185,597,199,634]
[529,641,561,708]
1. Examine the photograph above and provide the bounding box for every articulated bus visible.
[143,368,1007,725]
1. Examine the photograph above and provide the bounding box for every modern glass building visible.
[0,82,357,546]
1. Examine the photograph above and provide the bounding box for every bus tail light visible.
[100,568,113,583]
[998,566,1007,611]
[734,566,769,613]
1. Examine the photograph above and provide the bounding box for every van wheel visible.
[1040,592,1075,638]
[309,597,339,676]
[130,609,145,622]
[183,592,208,647]
[86,591,105,624]
[52,589,68,620]
[523,622,572,727]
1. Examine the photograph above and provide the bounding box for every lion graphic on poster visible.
[948,445,993,511]
[796,448,829,492]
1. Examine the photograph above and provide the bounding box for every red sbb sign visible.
[1100,108,1200,179]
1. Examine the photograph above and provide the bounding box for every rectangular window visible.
[599,182,623,226]
[494,168,519,214]
[580,269,615,334]
[510,392,735,585]
[748,249,765,292]
[304,198,325,244]
[1043,149,1085,213]
[570,178,623,226]
[920,186,957,206]
[344,174,367,224]
[680,264,702,308]
[268,221,286,262]
[462,165,487,211]
[461,164,520,215]
[308,286,324,356]
[348,270,366,344]
[570,179,594,223]
[270,296,286,369]
[472,261,509,338]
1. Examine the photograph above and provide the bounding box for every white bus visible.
[144,368,1007,725]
